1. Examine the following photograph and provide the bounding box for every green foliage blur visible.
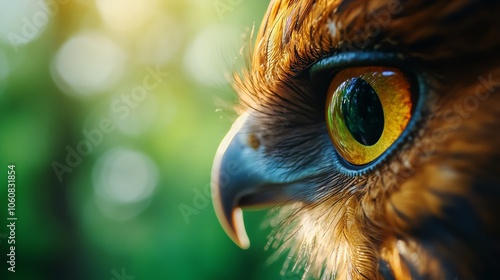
[0,1,293,279]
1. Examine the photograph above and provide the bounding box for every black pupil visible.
[341,77,384,146]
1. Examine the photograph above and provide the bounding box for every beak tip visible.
[213,197,251,249]
[232,208,250,249]
[211,178,252,250]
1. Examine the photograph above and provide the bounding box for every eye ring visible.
[310,52,426,176]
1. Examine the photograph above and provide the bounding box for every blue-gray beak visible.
[211,112,309,248]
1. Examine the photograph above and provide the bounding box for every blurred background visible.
[0,1,298,279]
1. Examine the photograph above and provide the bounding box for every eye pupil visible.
[325,67,413,166]
[341,78,384,146]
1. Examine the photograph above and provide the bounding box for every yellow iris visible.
[325,66,412,165]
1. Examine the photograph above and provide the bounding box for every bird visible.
[211,0,500,279]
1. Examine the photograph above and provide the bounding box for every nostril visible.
[248,133,260,150]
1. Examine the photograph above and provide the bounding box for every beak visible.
[211,112,309,249]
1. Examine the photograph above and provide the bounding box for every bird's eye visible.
[325,66,413,166]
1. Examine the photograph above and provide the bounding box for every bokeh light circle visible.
[0,0,51,48]
[52,31,126,96]
[92,147,159,204]
[95,0,158,33]
[183,24,242,86]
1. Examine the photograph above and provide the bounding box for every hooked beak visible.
[211,112,309,249]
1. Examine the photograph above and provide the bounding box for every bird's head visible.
[212,0,500,279]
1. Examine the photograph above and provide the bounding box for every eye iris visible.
[341,78,384,146]
[325,66,413,166]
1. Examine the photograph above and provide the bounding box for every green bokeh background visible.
[0,1,298,279]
